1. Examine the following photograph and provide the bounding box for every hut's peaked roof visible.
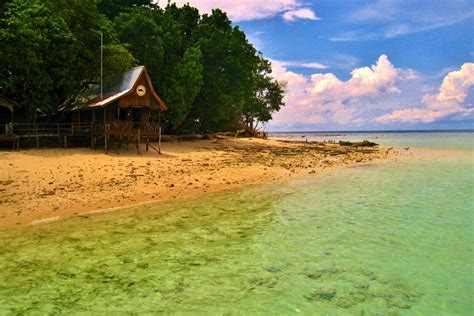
[64,66,167,111]
[93,66,145,107]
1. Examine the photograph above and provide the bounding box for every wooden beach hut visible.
[63,66,167,154]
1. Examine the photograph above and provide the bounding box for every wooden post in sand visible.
[35,124,39,148]
[158,126,162,155]
[104,125,109,154]
[136,128,141,155]
[104,108,108,154]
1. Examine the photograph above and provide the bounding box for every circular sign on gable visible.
[136,85,146,96]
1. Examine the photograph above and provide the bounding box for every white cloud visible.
[377,63,474,123]
[163,0,318,22]
[330,1,474,41]
[270,55,411,127]
[437,63,474,103]
[273,60,327,70]
[282,8,319,22]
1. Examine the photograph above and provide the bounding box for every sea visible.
[0,131,473,314]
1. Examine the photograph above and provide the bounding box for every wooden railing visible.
[2,122,93,137]
[1,121,162,154]
[103,120,162,154]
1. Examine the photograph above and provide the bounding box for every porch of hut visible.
[65,66,167,154]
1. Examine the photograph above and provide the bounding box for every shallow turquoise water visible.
[0,134,473,314]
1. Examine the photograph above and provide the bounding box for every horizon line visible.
[267,129,474,134]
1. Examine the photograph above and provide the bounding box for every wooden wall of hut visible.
[117,75,161,109]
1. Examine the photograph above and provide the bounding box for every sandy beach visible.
[0,137,401,229]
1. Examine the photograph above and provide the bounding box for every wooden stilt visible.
[36,124,39,148]
[91,124,94,148]
[105,131,108,154]
[136,129,141,155]
[158,126,162,155]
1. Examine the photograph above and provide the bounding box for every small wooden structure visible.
[63,66,168,154]
[0,96,20,149]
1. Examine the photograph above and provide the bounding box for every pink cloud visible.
[271,55,408,126]
[163,0,317,22]
[377,63,474,123]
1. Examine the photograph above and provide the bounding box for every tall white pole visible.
[91,29,103,100]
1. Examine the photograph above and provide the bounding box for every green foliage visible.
[103,44,135,83]
[0,0,285,130]
[97,0,153,19]
[44,0,134,87]
[0,0,79,119]
[114,7,164,77]
[0,0,133,120]
[189,9,263,132]
[162,47,203,129]
[242,57,286,131]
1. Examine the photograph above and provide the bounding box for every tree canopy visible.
[0,0,285,133]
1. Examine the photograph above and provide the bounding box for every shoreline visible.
[0,137,404,230]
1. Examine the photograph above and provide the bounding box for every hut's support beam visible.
[90,124,94,148]
[136,129,141,155]
[158,126,162,155]
[105,132,108,154]
[104,108,107,153]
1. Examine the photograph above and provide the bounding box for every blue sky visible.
[168,0,474,131]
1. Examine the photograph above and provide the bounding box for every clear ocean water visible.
[0,131,473,314]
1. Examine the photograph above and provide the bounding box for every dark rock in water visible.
[248,276,277,288]
[264,265,282,273]
[303,271,322,279]
[385,296,412,309]
[334,292,367,308]
[354,282,370,290]
[339,140,378,147]
[137,262,149,269]
[121,257,133,264]
[305,287,336,301]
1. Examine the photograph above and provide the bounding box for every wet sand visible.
[0,137,402,229]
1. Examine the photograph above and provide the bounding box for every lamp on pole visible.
[91,29,103,100]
